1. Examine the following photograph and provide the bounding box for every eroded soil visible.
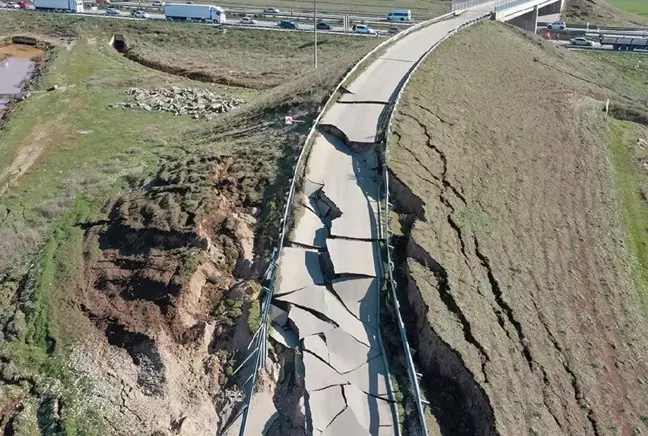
[390,22,648,436]
[0,35,367,433]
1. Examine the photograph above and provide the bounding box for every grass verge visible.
[605,0,648,20]
[607,120,648,310]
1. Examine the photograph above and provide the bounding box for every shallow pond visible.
[0,44,45,118]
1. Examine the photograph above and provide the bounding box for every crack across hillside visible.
[408,239,491,383]
[390,235,497,435]
[473,236,534,371]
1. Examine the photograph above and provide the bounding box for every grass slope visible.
[564,0,648,26]
[605,0,648,19]
[391,21,648,436]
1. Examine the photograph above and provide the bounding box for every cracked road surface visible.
[250,4,498,435]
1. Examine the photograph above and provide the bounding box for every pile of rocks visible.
[110,87,244,119]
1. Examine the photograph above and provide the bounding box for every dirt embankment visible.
[564,0,648,26]
[390,22,648,436]
[73,152,264,434]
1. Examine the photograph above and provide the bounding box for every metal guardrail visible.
[381,11,492,436]
[454,0,541,13]
[233,9,460,436]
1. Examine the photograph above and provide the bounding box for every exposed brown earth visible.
[390,22,648,436]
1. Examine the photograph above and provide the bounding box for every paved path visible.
[256,4,497,435]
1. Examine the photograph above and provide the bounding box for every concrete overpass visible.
[492,0,566,32]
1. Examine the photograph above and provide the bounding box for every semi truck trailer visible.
[599,35,648,51]
[33,0,83,12]
[164,3,226,23]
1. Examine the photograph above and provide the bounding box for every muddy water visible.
[0,44,45,118]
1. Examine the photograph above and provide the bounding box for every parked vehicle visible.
[263,6,279,13]
[387,26,399,34]
[132,9,149,18]
[599,34,648,51]
[33,0,83,12]
[569,37,594,46]
[352,24,376,35]
[278,20,298,29]
[240,16,255,24]
[387,9,411,21]
[164,3,226,23]
[316,21,332,30]
[105,7,119,15]
[546,21,566,30]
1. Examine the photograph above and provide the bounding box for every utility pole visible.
[314,0,318,69]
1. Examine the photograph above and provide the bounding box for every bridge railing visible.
[451,0,493,12]
[494,0,535,13]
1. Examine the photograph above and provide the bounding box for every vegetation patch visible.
[606,120,648,309]
[605,0,648,19]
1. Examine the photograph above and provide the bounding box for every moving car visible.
[569,37,594,46]
[352,24,376,35]
[263,6,279,13]
[387,26,400,34]
[240,16,255,24]
[106,7,119,15]
[316,22,332,30]
[387,9,411,21]
[152,1,165,5]
[546,21,566,30]
[6,2,20,7]
[278,20,298,29]
[132,9,149,18]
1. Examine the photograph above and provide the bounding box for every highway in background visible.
[0,6,401,35]
[77,1,419,33]
[84,8,340,30]
[82,8,395,33]
[112,1,396,21]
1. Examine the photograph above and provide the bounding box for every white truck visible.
[34,0,83,12]
[164,3,226,23]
